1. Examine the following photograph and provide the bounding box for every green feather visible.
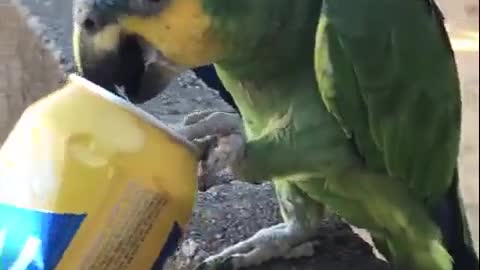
[315,0,461,204]
[314,0,477,268]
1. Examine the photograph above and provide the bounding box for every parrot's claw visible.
[183,110,217,126]
[178,111,243,141]
[178,110,246,176]
[202,133,246,175]
[195,223,316,270]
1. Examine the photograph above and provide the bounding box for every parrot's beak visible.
[72,23,185,104]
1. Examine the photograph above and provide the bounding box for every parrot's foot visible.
[179,110,243,141]
[195,223,317,270]
[178,110,246,176]
[183,110,218,126]
[201,133,246,175]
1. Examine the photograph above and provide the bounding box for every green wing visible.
[314,0,461,204]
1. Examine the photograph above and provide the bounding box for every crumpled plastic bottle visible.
[0,74,198,270]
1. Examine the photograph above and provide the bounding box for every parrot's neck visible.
[203,0,323,72]
[200,0,325,135]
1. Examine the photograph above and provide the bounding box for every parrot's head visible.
[72,0,225,103]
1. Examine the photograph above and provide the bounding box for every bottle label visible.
[78,182,180,270]
[0,204,86,270]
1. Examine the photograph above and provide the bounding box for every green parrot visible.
[72,0,479,269]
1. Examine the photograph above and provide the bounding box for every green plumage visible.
[213,0,477,268]
[313,2,477,267]
[207,1,476,268]
[315,0,460,202]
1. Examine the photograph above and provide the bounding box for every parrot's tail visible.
[432,169,479,270]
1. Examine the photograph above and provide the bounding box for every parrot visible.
[71,0,479,269]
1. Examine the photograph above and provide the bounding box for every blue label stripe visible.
[151,222,182,270]
[0,203,86,270]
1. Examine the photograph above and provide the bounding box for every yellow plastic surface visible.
[0,74,198,270]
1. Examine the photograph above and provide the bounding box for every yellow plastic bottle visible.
[0,74,199,270]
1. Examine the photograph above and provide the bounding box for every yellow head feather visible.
[119,0,223,67]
